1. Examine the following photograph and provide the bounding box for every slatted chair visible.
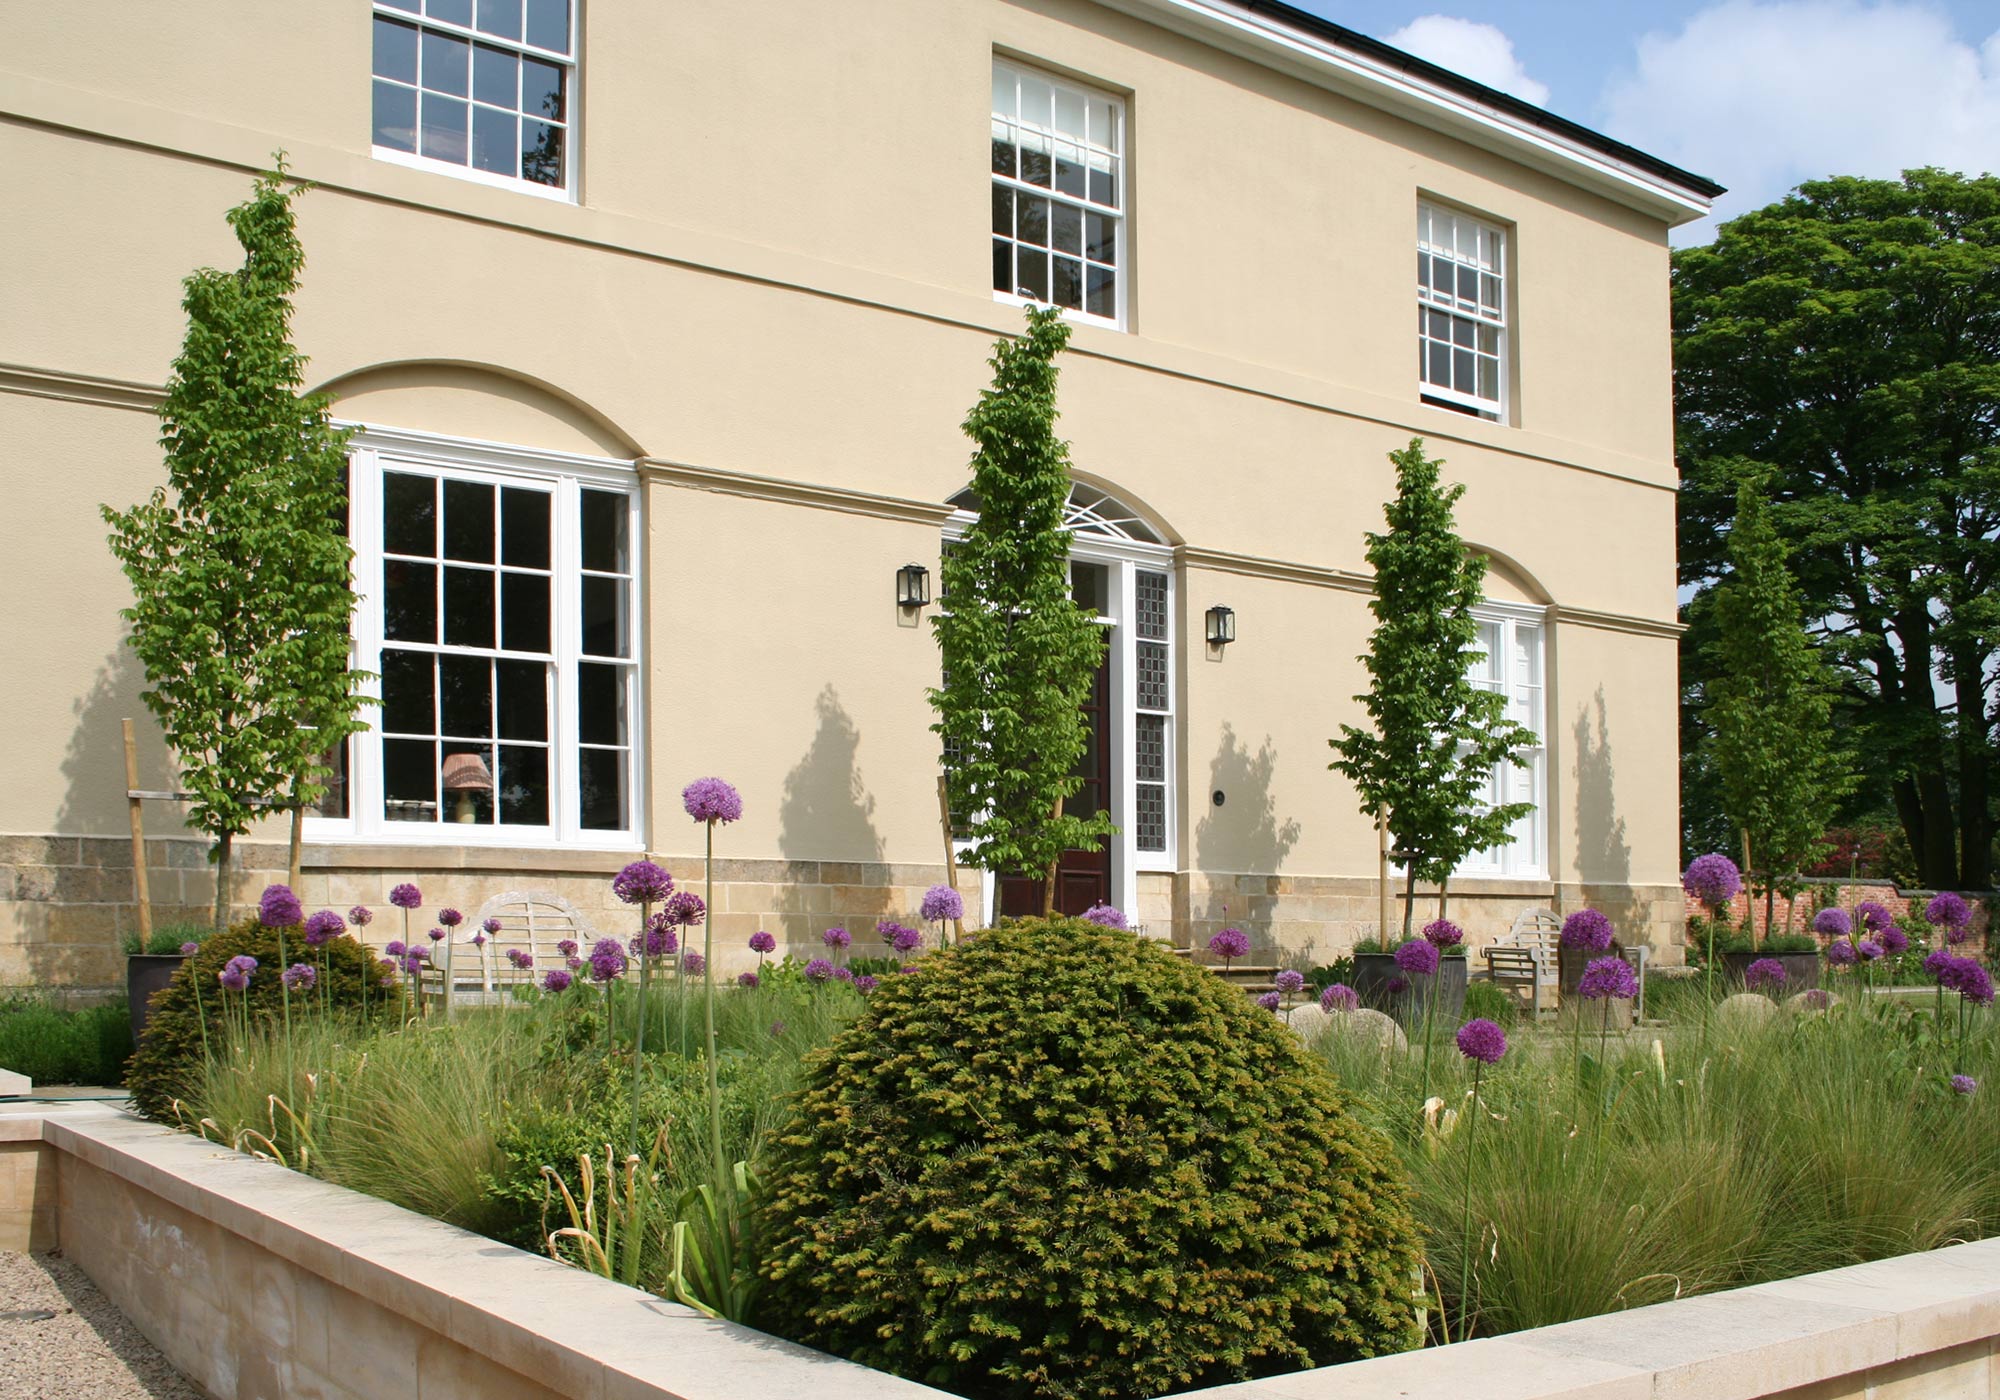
[1482,906,1563,1019]
[423,893,599,1009]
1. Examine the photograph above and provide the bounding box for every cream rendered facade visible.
[0,0,1713,989]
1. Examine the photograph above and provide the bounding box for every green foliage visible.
[758,917,1422,1399]
[1301,958,1355,993]
[126,917,396,1120]
[1701,480,1853,905]
[1461,978,1515,1026]
[0,993,134,1085]
[1674,169,2000,889]
[101,160,366,926]
[930,306,1113,906]
[1331,439,1537,936]
[122,922,213,956]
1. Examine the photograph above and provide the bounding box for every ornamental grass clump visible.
[759,916,1422,1398]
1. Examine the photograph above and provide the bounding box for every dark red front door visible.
[999,645,1112,918]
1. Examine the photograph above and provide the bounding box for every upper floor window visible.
[991,60,1124,327]
[1458,605,1544,878]
[1418,202,1507,420]
[371,0,574,197]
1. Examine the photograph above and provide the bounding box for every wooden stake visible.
[287,796,304,892]
[1377,805,1391,943]
[937,775,965,941]
[122,720,152,947]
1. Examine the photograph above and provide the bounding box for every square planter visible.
[126,954,187,1047]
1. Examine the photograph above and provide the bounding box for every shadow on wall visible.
[775,685,890,956]
[1191,724,1300,955]
[1573,686,1637,935]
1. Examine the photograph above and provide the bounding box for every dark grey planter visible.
[127,954,186,1046]
[1351,950,1466,1023]
[1720,949,1821,994]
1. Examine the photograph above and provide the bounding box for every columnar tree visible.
[1331,439,1536,939]
[103,163,365,929]
[930,306,1112,915]
[1701,478,1852,936]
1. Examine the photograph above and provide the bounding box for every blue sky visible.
[1294,1,2000,239]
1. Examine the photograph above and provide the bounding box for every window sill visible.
[371,145,575,204]
[993,291,1124,334]
[301,834,642,871]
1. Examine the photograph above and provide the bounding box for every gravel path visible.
[0,1249,204,1399]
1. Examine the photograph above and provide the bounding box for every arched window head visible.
[948,481,1163,544]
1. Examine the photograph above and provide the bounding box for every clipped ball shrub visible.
[757,916,1422,1398]
[126,917,401,1120]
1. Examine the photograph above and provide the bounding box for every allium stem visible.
[1457,1061,1482,1339]
[627,899,651,1180]
[278,927,294,1112]
[704,821,726,1187]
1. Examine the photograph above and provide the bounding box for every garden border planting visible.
[1,1103,1996,1400]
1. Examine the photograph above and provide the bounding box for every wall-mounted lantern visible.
[896,563,932,610]
[1205,604,1236,646]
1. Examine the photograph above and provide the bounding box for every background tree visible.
[930,306,1112,915]
[1702,479,1854,933]
[103,163,365,929]
[1331,439,1536,938]
[1675,168,2000,888]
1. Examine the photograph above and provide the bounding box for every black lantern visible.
[896,563,931,609]
[1205,604,1236,646]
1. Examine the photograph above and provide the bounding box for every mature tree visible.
[930,306,1112,914]
[1702,479,1853,932]
[1331,438,1537,938]
[1675,169,2000,888]
[103,163,365,929]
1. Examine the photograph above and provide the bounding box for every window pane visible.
[501,487,550,567]
[991,184,1012,237]
[425,0,473,25]
[1089,99,1114,149]
[580,490,628,572]
[1054,144,1085,199]
[373,80,419,152]
[521,121,563,185]
[383,561,437,643]
[579,747,626,830]
[1017,195,1048,247]
[1019,133,1051,188]
[381,0,419,11]
[442,565,495,647]
[1086,212,1115,264]
[443,479,494,562]
[1017,249,1048,302]
[1052,256,1081,310]
[383,473,436,556]
[1136,713,1165,784]
[1054,88,1086,140]
[384,738,439,820]
[496,659,547,740]
[382,650,434,734]
[992,238,1011,294]
[421,30,470,96]
[523,57,564,120]
[1087,160,1117,208]
[439,653,492,738]
[1086,265,1115,319]
[1051,202,1082,255]
[991,66,1014,120]
[374,16,419,82]
[524,0,569,53]
[472,104,517,174]
[1018,76,1051,130]
[1454,348,1475,391]
[440,745,494,824]
[498,745,548,825]
[578,662,626,745]
[1427,340,1451,386]
[476,0,521,41]
[581,576,627,657]
[991,122,1016,178]
[420,91,468,163]
[1136,642,1168,710]
[473,44,518,106]
[1477,355,1497,402]
[501,571,549,652]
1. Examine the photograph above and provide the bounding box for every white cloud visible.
[1600,1,2000,238]
[1384,15,1552,108]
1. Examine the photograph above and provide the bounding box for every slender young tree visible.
[103,161,365,929]
[930,306,1112,915]
[1331,439,1536,939]
[1701,478,1853,937]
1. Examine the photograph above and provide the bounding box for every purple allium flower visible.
[1456,1018,1508,1064]
[1320,983,1359,1012]
[282,963,316,991]
[886,922,924,954]
[218,968,248,992]
[661,891,706,928]
[437,908,463,928]
[832,965,853,983]
[855,974,879,993]
[1274,969,1306,995]
[737,971,760,988]
[349,905,374,927]
[921,885,964,923]
[1855,901,1893,933]
[383,940,406,958]
[1950,1074,1977,1096]
[1879,925,1910,956]
[1385,975,1410,996]
[749,930,777,955]
[1811,907,1852,938]
[388,883,422,911]
[1560,909,1615,951]
[1857,939,1885,962]
[542,968,573,993]
[567,957,581,971]
[1253,990,1281,1011]
[1744,957,1787,992]
[804,958,835,983]
[1422,919,1464,950]
[427,927,446,943]
[1926,891,1971,930]
[258,884,303,928]
[471,930,487,948]
[178,941,200,956]
[401,952,427,974]
[1797,988,1834,1010]
[640,912,678,957]
[682,777,744,824]
[1924,947,1955,978]
[822,926,852,952]
[1209,928,1250,962]
[1824,939,1858,966]
[1081,903,1130,930]
[1394,939,1441,976]
[302,910,345,947]
[612,860,674,906]
[482,917,502,935]
[556,939,578,958]
[222,954,258,977]
[1578,955,1638,1000]
[505,948,533,970]
[683,952,707,977]
[1951,960,1995,1006]
[1682,854,1743,908]
[769,1020,787,1037]
[587,939,626,982]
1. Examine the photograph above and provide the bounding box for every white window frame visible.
[308,425,644,850]
[1456,601,1545,879]
[1418,200,1508,421]
[990,58,1127,331]
[369,0,580,203]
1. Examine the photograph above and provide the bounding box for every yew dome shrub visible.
[757,917,1422,1398]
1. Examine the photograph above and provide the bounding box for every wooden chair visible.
[1483,906,1562,1019]
[422,893,599,1009]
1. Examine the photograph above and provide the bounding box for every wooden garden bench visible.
[1482,907,1562,1019]
[420,892,599,1009]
